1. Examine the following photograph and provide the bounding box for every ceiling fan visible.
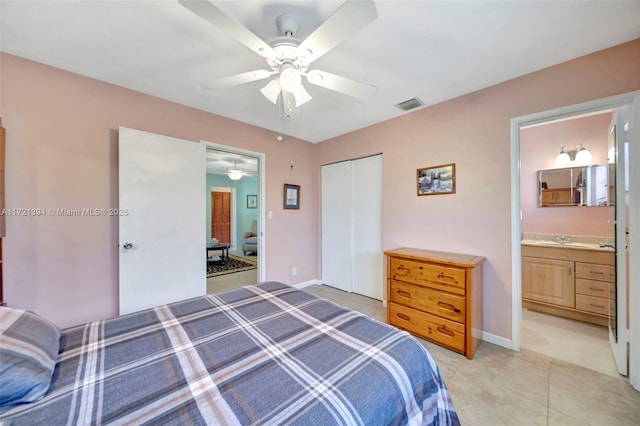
[178,0,378,118]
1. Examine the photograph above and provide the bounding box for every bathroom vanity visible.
[521,237,614,326]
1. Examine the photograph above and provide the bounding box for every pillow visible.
[0,307,61,409]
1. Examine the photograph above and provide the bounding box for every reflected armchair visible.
[242,220,258,255]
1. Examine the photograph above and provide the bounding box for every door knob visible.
[123,242,133,250]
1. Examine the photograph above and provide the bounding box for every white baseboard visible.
[293,279,321,289]
[482,331,514,350]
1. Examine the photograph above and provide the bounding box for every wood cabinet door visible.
[522,256,575,307]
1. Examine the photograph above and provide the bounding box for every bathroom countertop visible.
[521,233,615,252]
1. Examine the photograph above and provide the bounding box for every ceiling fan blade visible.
[296,0,377,63]
[306,70,376,98]
[178,0,278,59]
[203,70,273,90]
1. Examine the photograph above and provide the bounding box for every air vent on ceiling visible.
[395,97,424,112]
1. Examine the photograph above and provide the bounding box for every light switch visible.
[268,210,273,219]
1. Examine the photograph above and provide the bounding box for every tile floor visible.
[521,308,620,378]
[301,284,640,426]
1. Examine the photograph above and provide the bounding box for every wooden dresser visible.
[385,247,485,359]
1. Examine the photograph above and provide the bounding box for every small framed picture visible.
[283,184,300,209]
[247,194,257,209]
[417,163,456,196]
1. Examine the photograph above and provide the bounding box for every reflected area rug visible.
[207,255,257,277]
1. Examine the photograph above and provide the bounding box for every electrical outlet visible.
[292,267,297,276]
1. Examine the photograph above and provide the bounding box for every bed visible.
[0,281,459,425]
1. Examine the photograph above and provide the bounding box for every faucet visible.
[554,235,572,244]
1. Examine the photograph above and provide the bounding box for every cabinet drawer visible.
[576,294,608,316]
[388,302,465,353]
[576,263,614,282]
[389,258,466,295]
[576,279,614,299]
[389,280,465,323]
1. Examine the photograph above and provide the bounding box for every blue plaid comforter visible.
[1,281,459,425]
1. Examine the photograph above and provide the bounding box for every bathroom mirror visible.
[538,164,613,207]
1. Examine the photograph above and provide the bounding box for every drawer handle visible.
[396,266,411,276]
[396,290,412,299]
[396,313,411,321]
[589,287,605,292]
[436,326,455,338]
[437,301,461,313]
[436,272,458,284]
[590,271,604,275]
[591,304,605,309]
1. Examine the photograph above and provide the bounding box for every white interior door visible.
[351,155,383,300]
[119,127,206,315]
[321,161,353,292]
[609,109,630,376]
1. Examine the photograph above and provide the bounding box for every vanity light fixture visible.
[574,143,593,163]
[555,144,592,166]
[555,147,571,166]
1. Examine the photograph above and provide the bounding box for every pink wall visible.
[315,39,640,340]
[2,38,639,338]
[520,113,613,236]
[0,53,318,327]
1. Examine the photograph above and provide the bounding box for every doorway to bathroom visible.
[519,109,620,377]
[510,91,640,390]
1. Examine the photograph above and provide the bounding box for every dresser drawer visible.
[575,263,614,282]
[388,302,465,353]
[576,278,614,299]
[389,258,466,295]
[576,294,609,316]
[389,280,465,323]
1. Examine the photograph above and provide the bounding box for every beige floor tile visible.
[207,269,257,293]
[522,308,619,378]
[454,342,549,406]
[547,409,588,426]
[447,365,548,426]
[548,359,640,426]
[414,338,463,386]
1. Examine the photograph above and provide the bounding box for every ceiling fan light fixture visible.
[292,85,312,106]
[260,79,281,104]
[280,64,301,92]
[227,161,244,181]
[228,169,243,180]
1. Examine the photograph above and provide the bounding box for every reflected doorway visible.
[205,147,263,293]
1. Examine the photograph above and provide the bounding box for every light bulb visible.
[280,65,301,92]
[555,147,571,166]
[575,144,592,163]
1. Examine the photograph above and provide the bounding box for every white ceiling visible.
[205,149,258,177]
[1,1,639,144]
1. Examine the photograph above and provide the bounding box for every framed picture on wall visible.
[283,184,300,209]
[247,194,257,209]
[417,163,456,196]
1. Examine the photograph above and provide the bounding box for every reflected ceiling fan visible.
[178,0,378,118]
